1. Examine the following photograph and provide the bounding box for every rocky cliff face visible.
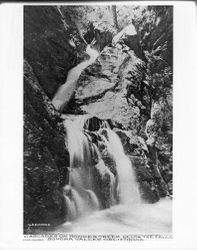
[24,5,172,231]
[24,6,86,99]
[24,60,69,230]
[132,6,173,65]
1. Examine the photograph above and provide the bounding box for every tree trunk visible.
[112,5,119,32]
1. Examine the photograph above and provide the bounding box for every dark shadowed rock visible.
[84,22,114,51]
[84,116,114,131]
[24,6,86,99]
[139,181,160,203]
[122,34,142,59]
[24,60,69,231]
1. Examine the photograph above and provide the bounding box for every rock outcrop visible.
[75,42,145,129]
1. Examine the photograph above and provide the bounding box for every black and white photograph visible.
[1,1,197,249]
[23,4,173,237]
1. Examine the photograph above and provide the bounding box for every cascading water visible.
[51,44,112,221]
[62,116,142,222]
[64,116,90,170]
[85,189,100,209]
[51,44,171,234]
[57,119,172,233]
[63,187,77,221]
[52,45,99,111]
[92,140,117,206]
[63,116,100,220]
[105,128,141,206]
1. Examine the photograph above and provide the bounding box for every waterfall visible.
[63,191,77,221]
[52,43,142,221]
[64,116,90,170]
[71,188,86,216]
[95,157,116,206]
[56,118,172,234]
[52,45,99,111]
[85,189,100,210]
[62,115,142,222]
[63,116,100,221]
[52,116,172,234]
[105,128,141,205]
[93,142,116,206]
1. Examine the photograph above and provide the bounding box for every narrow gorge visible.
[24,5,173,234]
